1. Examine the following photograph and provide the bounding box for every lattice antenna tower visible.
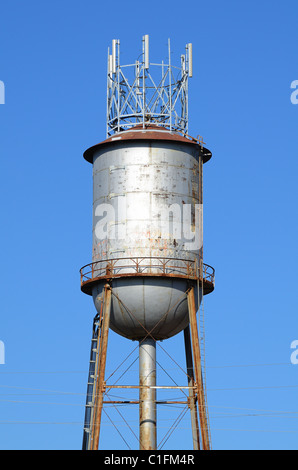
[106,35,193,137]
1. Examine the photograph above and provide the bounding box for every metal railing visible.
[80,257,215,287]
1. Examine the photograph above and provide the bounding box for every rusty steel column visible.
[184,325,200,450]
[139,338,157,450]
[187,285,210,450]
[90,284,112,450]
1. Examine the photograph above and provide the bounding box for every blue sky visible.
[0,0,297,450]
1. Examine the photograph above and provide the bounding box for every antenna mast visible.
[106,35,193,137]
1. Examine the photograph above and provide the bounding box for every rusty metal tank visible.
[80,125,213,340]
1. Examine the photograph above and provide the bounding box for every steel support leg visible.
[90,283,112,450]
[187,285,210,450]
[184,325,200,450]
[139,338,157,450]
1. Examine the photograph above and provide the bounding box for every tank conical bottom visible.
[92,277,198,340]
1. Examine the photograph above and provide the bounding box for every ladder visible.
[197,266,212,448]
[82,310,102,450]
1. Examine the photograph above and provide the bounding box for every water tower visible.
[81,35,215,450]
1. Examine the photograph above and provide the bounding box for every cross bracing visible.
[106,36,192,137]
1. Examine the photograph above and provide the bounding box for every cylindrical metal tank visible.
[82,125,212,340]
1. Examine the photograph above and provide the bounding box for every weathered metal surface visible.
[80,257,215,295]
[92,278,190,340]
[102,400,189,404]
[91,137,202,264]
[184,325,200,450]
[84,125,212,163]
[139,339,156,450]
[106,385,195,390]
[82,130,214,340]
[90,284,112,451]
[187,286,210,450]
[81,257,214,339]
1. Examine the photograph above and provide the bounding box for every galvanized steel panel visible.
[91,138,202,340]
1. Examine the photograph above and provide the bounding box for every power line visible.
[0,371,88,375]
[207,384,298,392]
[1,381,298,397]
[208,404,298,414]
[0,362,292,375]
[211,428,298,434]
[1,397,298,420]
[0,384,86,396]
[0,399,85,407]
[0,421,297,436]
[207,362,291,369]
